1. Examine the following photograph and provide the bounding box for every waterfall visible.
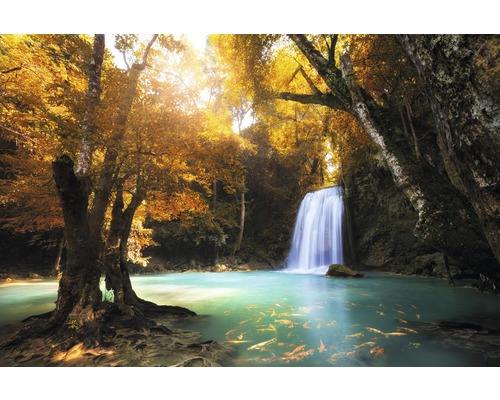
[284,186,344,274]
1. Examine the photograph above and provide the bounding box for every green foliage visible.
[67,319,79,330]
[102,288,115,303]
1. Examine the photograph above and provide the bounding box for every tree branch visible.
[287,34,350,107]
[328,35,338,63]
[133,34,159,70]
[299,67,321,94]
[1,65,23,74]
[276,91,344,110]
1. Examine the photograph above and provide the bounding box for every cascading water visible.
[284,186,344,274]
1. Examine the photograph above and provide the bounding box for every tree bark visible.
[52,155,102,326]
[53,237,66,277]
[398,34,500,264]
[339,50,499,280]
[76,34,105,177]
[103,180,144,312]
[49,35,106,328]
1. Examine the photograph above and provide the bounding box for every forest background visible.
[2,1,497,399]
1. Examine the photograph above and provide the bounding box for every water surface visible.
[1,271,499,366]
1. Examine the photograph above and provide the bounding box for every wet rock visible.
[326,264,364,278]
[150,325,172,335]
[413,313,500,366]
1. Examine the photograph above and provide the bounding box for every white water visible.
[284,186,344,274]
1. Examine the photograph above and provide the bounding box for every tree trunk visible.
[339,51,499,281]
[49,35,106,328]
[52,155,102,326]
[233,191,245,255]
[213,179,219,263]
[89,35,158,245]
[76,34,105,177]
[398,34,500,264]
[103,179,145,312]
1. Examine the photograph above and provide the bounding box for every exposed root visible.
[0,301,232,367]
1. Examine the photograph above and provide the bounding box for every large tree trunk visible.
[49,35,106,328]
[339,51,500,282]
[52,155,102,326]
[398,34,500,264]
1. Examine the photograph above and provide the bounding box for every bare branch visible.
[122,50,130,70]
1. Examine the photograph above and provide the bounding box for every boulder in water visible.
[326,264,364,278]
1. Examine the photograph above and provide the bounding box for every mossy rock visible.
[326,264,364,278]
